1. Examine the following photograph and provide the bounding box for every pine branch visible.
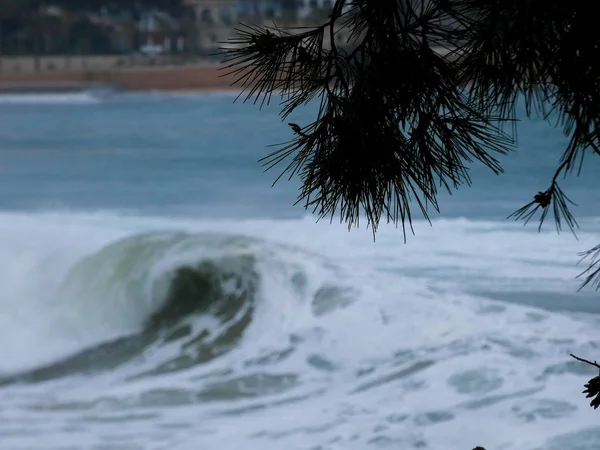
[577,244,600,291]
[570,354,600,410]
[508,158,578,235]
[460,0,598,242]
[220,0,515,240]
[216,22,332,108]
[218,0,599,250]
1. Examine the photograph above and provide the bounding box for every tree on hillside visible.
[218,0,600,419]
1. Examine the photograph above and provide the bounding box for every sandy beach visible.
[0,62,238,94]
[0,45,460,94]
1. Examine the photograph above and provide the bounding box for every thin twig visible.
[570,354,600,371]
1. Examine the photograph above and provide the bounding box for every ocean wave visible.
[0,230,340,383]
[0,211,599,449]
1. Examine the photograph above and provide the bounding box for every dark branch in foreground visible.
[577,244,600,291]
[571,354,600,409]
[218,0,600,280]
[218,0,517,239]
[507,157,578,235]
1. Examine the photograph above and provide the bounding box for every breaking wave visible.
[0,231,337,384]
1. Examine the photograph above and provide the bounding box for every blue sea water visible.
[0,91,599,450]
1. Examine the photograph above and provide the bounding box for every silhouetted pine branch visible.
[219,0,600,273]
[217,22,331,108]
[219,0,515,238]
[571,354,600,410]
[577,245,600,291]
[507,158,578,234]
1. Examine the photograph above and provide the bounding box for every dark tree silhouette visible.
[218,0,600,426]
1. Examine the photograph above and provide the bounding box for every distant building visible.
[180,0,337,55]
[237,0,282,19]
[183,0,334,24]
[138,10,185,54]
[182,0,240,56]
[184,0,239,27]
[297,0,333,18]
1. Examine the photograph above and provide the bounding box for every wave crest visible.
[1,232,268,382]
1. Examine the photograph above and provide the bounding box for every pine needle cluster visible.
[218,0,600,282]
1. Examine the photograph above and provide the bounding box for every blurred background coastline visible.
[0,0,341,93]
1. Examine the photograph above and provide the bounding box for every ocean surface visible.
[0,91,600,450]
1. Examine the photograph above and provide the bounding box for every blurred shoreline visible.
[0,46,457,95]
[0,62,238,94]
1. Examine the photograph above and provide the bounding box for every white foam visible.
[0,92,101,105]
[0,210,599,450]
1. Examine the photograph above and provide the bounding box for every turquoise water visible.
[1,92,599,219]
[0,91,599,450]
